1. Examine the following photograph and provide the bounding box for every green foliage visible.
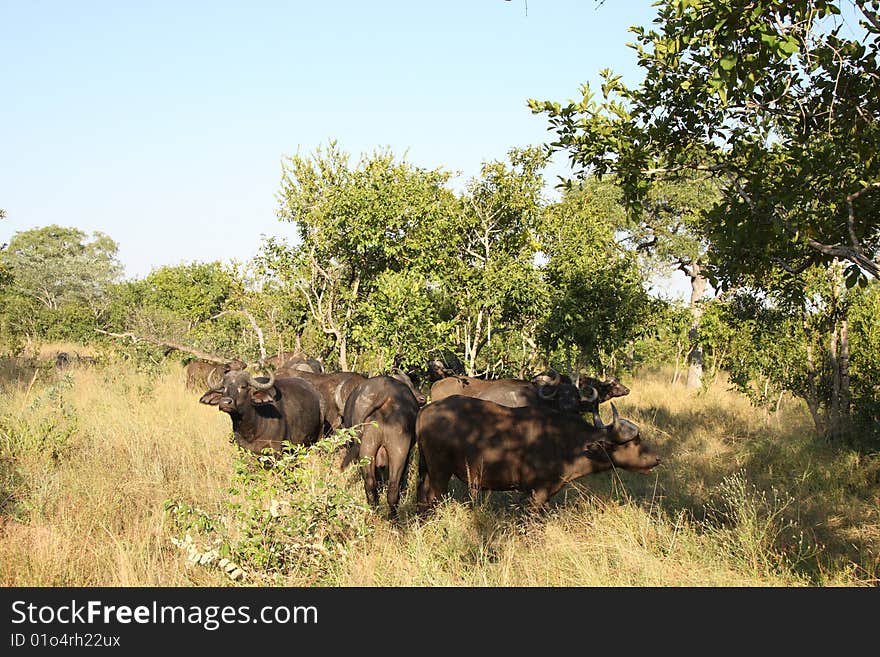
[351,269,457,373]
[1,225,121,311]
[0,374,78,520]
[537,181,657,373]
[0,225,122,344]
[273,141,460,369]
[165,429,372,583]
[705,291,807,411]
[701,273,877,445]
[531,0,880,287]
[627,298,692,374]
[848,282,880,439]
[443,147,551,374]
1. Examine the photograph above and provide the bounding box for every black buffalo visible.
[199,368,323,455]
[281,370,368,434]
[340,374,421,519]
[185,358,245,390]
[416,396,661,513]
[430,372,597,415]
[276,354,324,375]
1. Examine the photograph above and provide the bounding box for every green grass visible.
[1,351,877,586]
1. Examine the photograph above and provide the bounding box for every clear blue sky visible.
[1,0,660,282]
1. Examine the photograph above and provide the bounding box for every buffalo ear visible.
[250,388,276,405]
[199,391,223,405]
[585,439,613,461]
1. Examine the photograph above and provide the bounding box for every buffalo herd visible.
[195,352,662,517]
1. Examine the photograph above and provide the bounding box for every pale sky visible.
[2,1,677,289]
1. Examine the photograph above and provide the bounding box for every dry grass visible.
[1,351,877,587]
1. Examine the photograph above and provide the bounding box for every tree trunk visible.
[686,263,708,388]
[840,317,851,422]
[827,262,852,441]
[337,333,348,372]
[804,340,826,437]
[829,320,841,440]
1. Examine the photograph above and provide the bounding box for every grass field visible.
[1,345,877,586]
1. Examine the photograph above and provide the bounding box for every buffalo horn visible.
[611,402,620,428]
[537,384,557,400]
[546,368,561,386]
[248,370,276,390]
[580,384,598,403]
[206,367,224,391]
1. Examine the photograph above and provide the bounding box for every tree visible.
[444,147,549,376]
[1,225,122,313]
[351,269,456,374]
[629,178,721,387]
[274,141,459,370]
[530,0,879,437]
[0,225,121,343]
[106,261,249,360]
[537,180,651,378]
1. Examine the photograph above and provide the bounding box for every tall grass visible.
[1,352,877,586]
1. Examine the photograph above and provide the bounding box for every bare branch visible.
[211,310,267,362]
[846,181,880,251]
[94,329,232,364]
[771,255,817,275]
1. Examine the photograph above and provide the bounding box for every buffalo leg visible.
[384,439,413,520]
[360,454,379,508]
[527,488,551,512]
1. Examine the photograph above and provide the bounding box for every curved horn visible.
[580,384,598,403]
[537,384,558,400]
[611,402,620,427]
[248,370,275,390]
[206,367,224,390]
[547,368,561,386]
[592,409,605,429]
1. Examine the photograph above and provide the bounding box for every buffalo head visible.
[199,368,278,413]
[586,403,660,473]
[534,369,598,414]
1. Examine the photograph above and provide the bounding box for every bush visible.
[165,428,373,584]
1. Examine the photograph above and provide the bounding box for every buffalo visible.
[581,376,630,412]
[415,396,661,514]
[430,372,596,415]
[390,368,427,406]
[199,368,323,456]
[261,351,294,370]
[276,354,324,375]
[340,374,421,519]
[281,370,368,433]
[426,359,459,382]
[185,358,245,390]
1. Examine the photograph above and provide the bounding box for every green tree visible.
[627,178,721,387]
[848,281,880,438]
[352,269,456,374]
[530,0,879,437]
[1,224,122,313]
[444,147,549,376]
[274,141,459,370]
[105,261,251,362]
[0,224,121,343]
[538,181,651,377]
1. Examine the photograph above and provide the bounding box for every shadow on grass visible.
[389,398,879,584]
